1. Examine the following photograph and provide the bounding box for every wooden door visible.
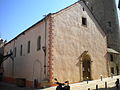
[83,60,91,80]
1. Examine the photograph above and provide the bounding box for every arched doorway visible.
[33,60,42,82]
[82,54,91,81]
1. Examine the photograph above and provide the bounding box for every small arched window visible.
[20,44,23,56]
[37,36,41,51]
[28,41,30,53]
[14,47,17,57]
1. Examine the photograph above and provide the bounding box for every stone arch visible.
[82,53,92,81]
[79,51,92,81]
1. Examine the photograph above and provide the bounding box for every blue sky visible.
[0,0,120,41]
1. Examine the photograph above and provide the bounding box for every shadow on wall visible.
[93,86,120,90]
[76,57,81,81]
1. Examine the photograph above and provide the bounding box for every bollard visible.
[87,77,89,84]
[96,85,98,90]
[88,88,90,90]
[100,75,103,81]
[87,80,88,84]
[105,82,107,88]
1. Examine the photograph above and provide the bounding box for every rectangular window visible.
[111,67,114,74]
[14,47,16,57]
[82,17,87,26]
[28,41,30,53]
[83,8,84,11]
[20,45,22,56]
[116,66,119,75]
[110,54,113,61]
[91,7,93,11]
[108,21,111,27]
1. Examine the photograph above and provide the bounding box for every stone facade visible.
[108,52,120,76]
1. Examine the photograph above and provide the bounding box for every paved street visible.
[0,75,120,90]
[44,75,120,90]
[95,87,120,90]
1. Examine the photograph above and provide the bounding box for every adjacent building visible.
[3,0,120,88]
[83,0,120,52]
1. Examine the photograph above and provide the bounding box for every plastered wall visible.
[3,19,50,83]
[51,2,108,83]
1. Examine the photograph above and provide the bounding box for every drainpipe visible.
[42,15,47,80]
[12,40,15,78]
[43,13,52,80]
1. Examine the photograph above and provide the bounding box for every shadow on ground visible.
[0,82,38,90]
[93,86,120,90]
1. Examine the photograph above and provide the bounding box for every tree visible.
[0,52,13,66]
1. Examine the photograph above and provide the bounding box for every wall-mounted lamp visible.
[42,46,46,54]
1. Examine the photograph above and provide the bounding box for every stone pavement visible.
[43,75,120,90]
